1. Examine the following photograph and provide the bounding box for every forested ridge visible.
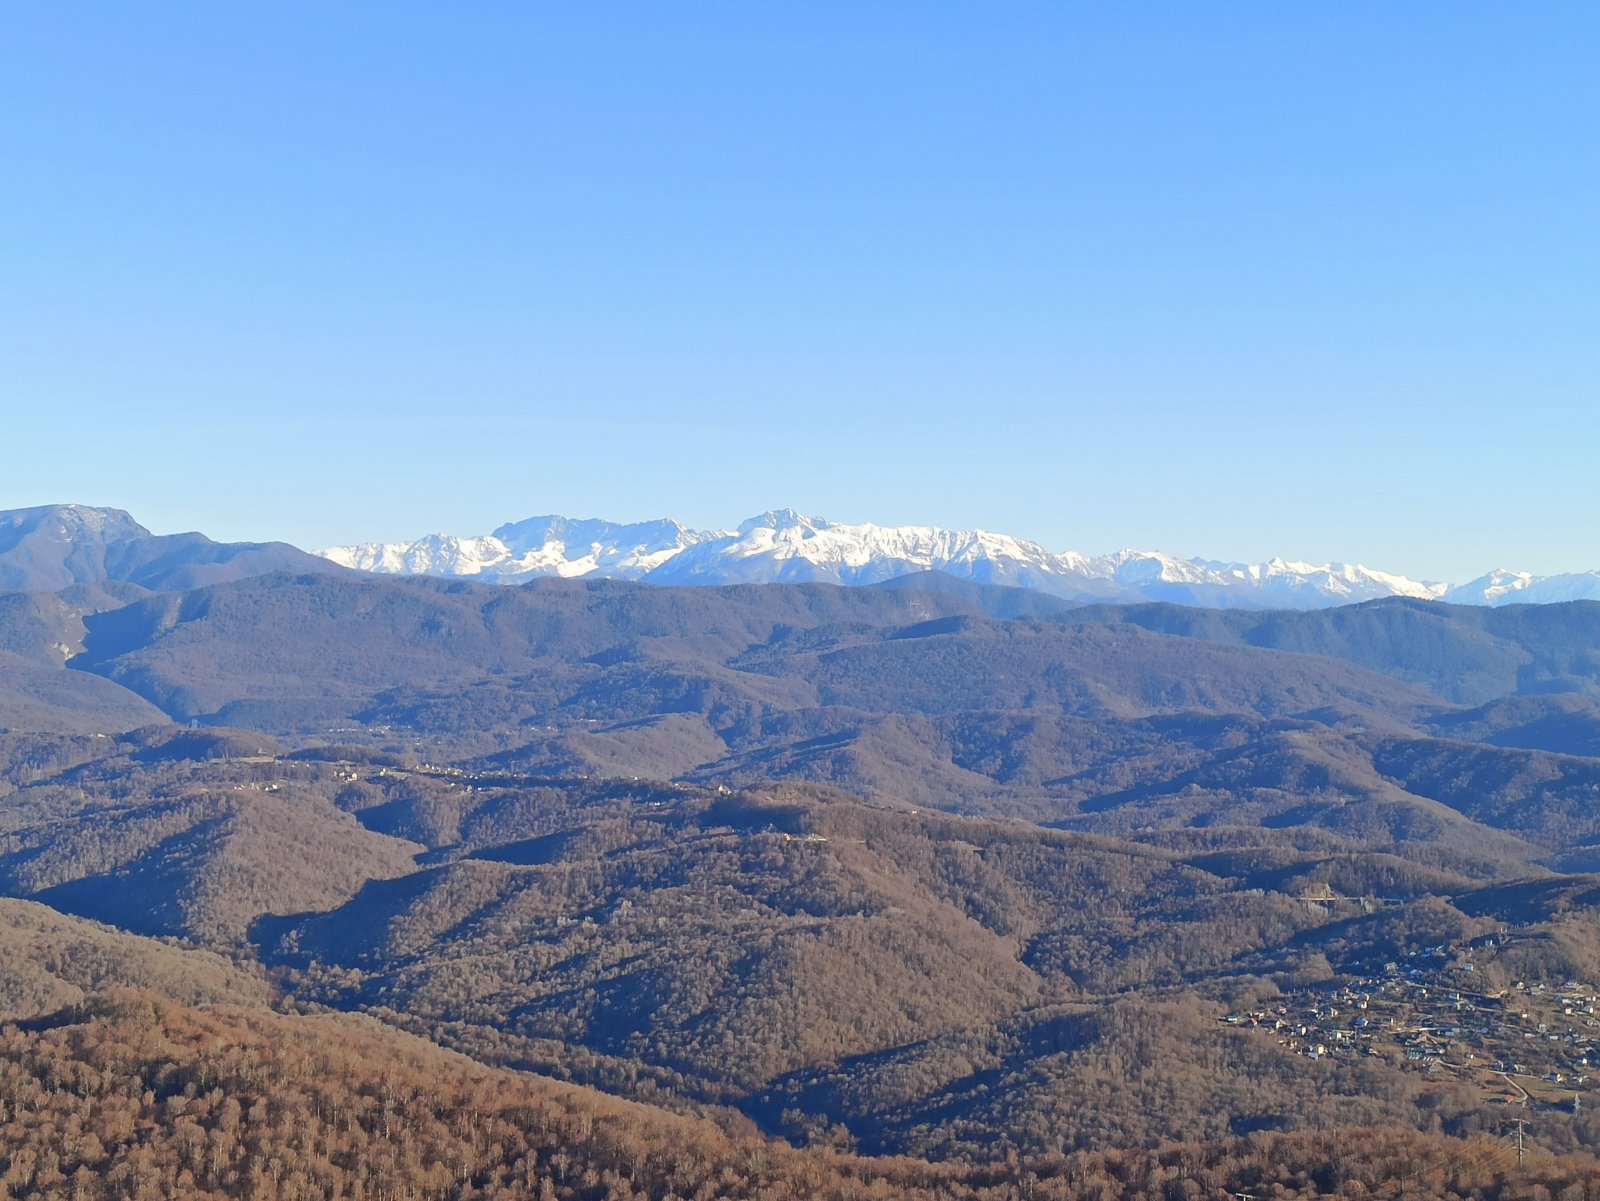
[3,572,1600,1193]
[4,991,1600,1201]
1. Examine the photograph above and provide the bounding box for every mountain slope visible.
[0,733,423,944]
[14,989,1586,1201]
[1063,597,1600,705]
[0,898,270,1019]
[43,573,1600,849]
[62,574,1447,739]
[0,504,345,592]
[0,649,167,734]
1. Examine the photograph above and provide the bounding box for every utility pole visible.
[1508,1118,1529,1167]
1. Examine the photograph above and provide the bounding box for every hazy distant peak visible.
[0,503,151,546]
[0,503,340,593]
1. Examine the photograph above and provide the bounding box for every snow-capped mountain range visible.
[315,509,1600,611]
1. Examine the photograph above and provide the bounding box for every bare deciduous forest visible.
[4,564,1600,1195]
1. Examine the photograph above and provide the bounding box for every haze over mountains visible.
[318,508,1600,610]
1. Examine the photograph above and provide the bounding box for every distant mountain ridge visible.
[317,507,1600,610]
[0,504,343,593]
[4,503,1596,610]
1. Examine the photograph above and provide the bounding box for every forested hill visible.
[60,575,1600,722]
[10,722,1600,1164]
[9,990,1598,1201]
[1062,596,1600,705]
[13,572,1596,840]
[4,570,1600,1186]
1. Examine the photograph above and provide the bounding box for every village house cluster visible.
[1226,938,1600,1114]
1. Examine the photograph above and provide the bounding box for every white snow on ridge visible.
[312,510,1597,611]
[320,516,714,583]
[320,533,514,577]
[1445,569,1600,606]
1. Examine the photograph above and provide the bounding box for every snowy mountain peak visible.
[491,515,703,556]
[737,508,825,537]
[1445,568,1600,606]
[313,511,1599,611]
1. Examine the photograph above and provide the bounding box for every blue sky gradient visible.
[2,4,1595,580]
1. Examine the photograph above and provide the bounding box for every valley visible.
[4,506,1600,1195]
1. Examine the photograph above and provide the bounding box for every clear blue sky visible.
[2,4,1595,580]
